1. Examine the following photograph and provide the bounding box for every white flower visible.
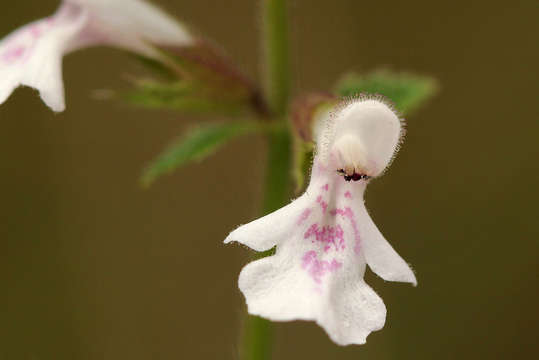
[0,0,192,112]
[225,97,417,345]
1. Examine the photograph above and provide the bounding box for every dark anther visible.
[338,169,371,182]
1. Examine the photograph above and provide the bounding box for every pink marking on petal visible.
[322,184,329,191]
[1,19,55,65]
[304,223,345,252]
[296,208,312,226]
[316,195,328,213]
[331,207,362,254]
[302,251,342,284]
[29,25,42,38]
[2,46,27,63]
[344,191,352,199]
[302,250,317,269]
[329,259,342,271]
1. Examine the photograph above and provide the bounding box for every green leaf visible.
[123,80,247,115]
[141,121,273,187]
[335,70,438,114]
[129,53,178,81]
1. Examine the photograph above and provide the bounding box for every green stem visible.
[241,129,291,360]
[261,128,292,214]
[240,1,291,360]
[262,0,290,116]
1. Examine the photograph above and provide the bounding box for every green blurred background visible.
[1,0,538,359]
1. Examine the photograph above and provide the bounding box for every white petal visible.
[320,98,402,176]
[319,278,386,345]
[357,204,417,286]
[0,4,87,111]
[229,161,393,344]
[334,100,401,171]
[240,254,386,345]
[224,192,312,252]
[0,69,20,106]
[68,0,193,53]
[239,255,319,321]
[25,47,65,112]
[225,161,337,252]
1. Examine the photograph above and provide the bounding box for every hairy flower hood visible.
[0,0,192,112]
[225,97,416,345]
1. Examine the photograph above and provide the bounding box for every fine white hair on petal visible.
[317,95,404,176]
[312,106,332,152]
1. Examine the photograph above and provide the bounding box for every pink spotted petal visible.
[227,152,415,344]
[0,0,193,111]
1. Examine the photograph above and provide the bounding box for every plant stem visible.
[262,0,290,116]
[240,1,291,360]
[241,128,291,360]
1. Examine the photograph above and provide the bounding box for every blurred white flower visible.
[0,0,192,112]
[225,97,417,345]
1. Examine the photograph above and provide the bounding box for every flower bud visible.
[290,93,337,142]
